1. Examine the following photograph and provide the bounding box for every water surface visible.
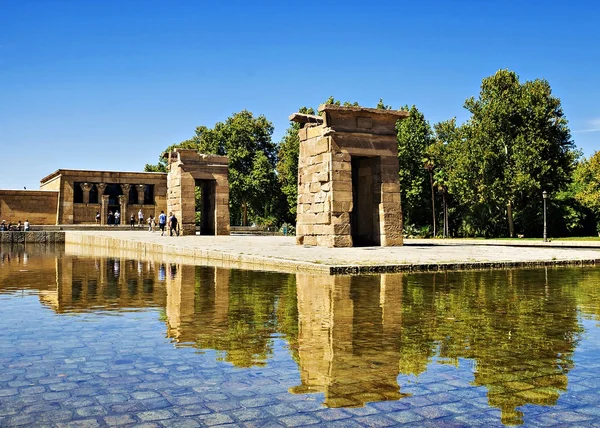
[1,244,600,426]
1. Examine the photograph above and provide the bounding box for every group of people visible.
[105,210,121,225]
[160,211,180,236]
[131,209,179,236]
[0,219,30,231]
[93,209,180,236]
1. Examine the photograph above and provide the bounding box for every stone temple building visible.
[291,105,409,247]
[0,149,230,236]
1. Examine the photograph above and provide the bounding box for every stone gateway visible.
[291,105,409,247]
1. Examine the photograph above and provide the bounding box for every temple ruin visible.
[291,105,409,247]
[165,148,230,236]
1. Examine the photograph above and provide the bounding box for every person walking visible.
[23,219,30,231]
[169,212,179,236]
[129,214,135,229]
[138,209,144,229]
[95,211,100,224]
[158,210,167,236]
[114,210,120,226]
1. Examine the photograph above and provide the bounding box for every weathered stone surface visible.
[167,148,230,236]
[292,106,407,247]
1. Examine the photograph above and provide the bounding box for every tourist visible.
[129,214,135,229]
[107,210,114,225]
[0,220,6,231]
[147,215,155,232]
[114,210,120,226]
[138,209,144,229]
[169,213,179,236]
[158,210,167,236]
[95,211,100,224]
[23,219,30,231]
[17,221,22,231]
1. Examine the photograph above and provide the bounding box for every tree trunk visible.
[507,200,514,238]
[242,201,248,226]
[429,169,436,237]
[442,190,447,238]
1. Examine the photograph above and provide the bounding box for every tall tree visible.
[193,110,279,226]
[150,111,280,226]
[144,139,198,173]
[396,105,434,231]
[276,107,315,222]
[432,118,460,238]
[573,151,600,235]
[455,69,577,237]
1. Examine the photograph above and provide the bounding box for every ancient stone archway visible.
[291,105,409,247]
[165,149,230,236]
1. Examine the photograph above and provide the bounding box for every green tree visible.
[573,151,600,235]
[396,105,434,230]
[144,139,198,173]
[193,111,280,226]
[276,107,315,222]
[151,111,281,226]
[454,69,577,237]
[432,119,460,237]
[376,98,392,110]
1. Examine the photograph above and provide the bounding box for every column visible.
[101,195,109,225]
[120,184,130,223]
[80,183,93,204]
[118,195,126,225]
[136,184,145,205]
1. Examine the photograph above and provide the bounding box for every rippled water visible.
[2,244,600,426]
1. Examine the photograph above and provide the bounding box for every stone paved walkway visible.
[65,231,600,274]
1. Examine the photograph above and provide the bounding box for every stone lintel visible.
[318,104,410,119]
[289,113,324,125]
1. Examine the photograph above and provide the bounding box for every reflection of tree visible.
[399,269,582,425]
[166,266,294,368]
[572,267,600,324]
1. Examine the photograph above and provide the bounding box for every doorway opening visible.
[351,157,381,246]
[195,179,216,235]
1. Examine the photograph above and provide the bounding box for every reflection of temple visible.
[0,245,167,313]
[291,273,407,407]
[54,257,167,313]
[163,265,292,368]
[1,246,594,425]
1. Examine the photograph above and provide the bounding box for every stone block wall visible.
[73,204,102,224]
[39,169,168,225]
[166,149,230,236]
[292,105,408,247]
[0,190,59,225]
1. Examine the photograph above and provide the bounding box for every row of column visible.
[79,183,149,226]
[79,183,147,204]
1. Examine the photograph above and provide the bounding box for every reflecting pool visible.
[2,244,600,426]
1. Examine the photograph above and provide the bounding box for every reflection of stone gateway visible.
[290,105,409,247]
[291,273,407,408]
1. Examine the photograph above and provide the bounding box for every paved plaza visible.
[65,231,600,274]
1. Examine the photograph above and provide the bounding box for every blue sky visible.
[1,0,598,190]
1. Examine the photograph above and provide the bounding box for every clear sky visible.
[1,0,599,190]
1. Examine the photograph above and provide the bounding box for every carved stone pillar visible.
[118,195,126,224]
[101,195,110,225]
[120,184,130,219]
[80,182,93,204]
[121,183,131,197]
[136,184,145,205]
[96,183,107,197]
